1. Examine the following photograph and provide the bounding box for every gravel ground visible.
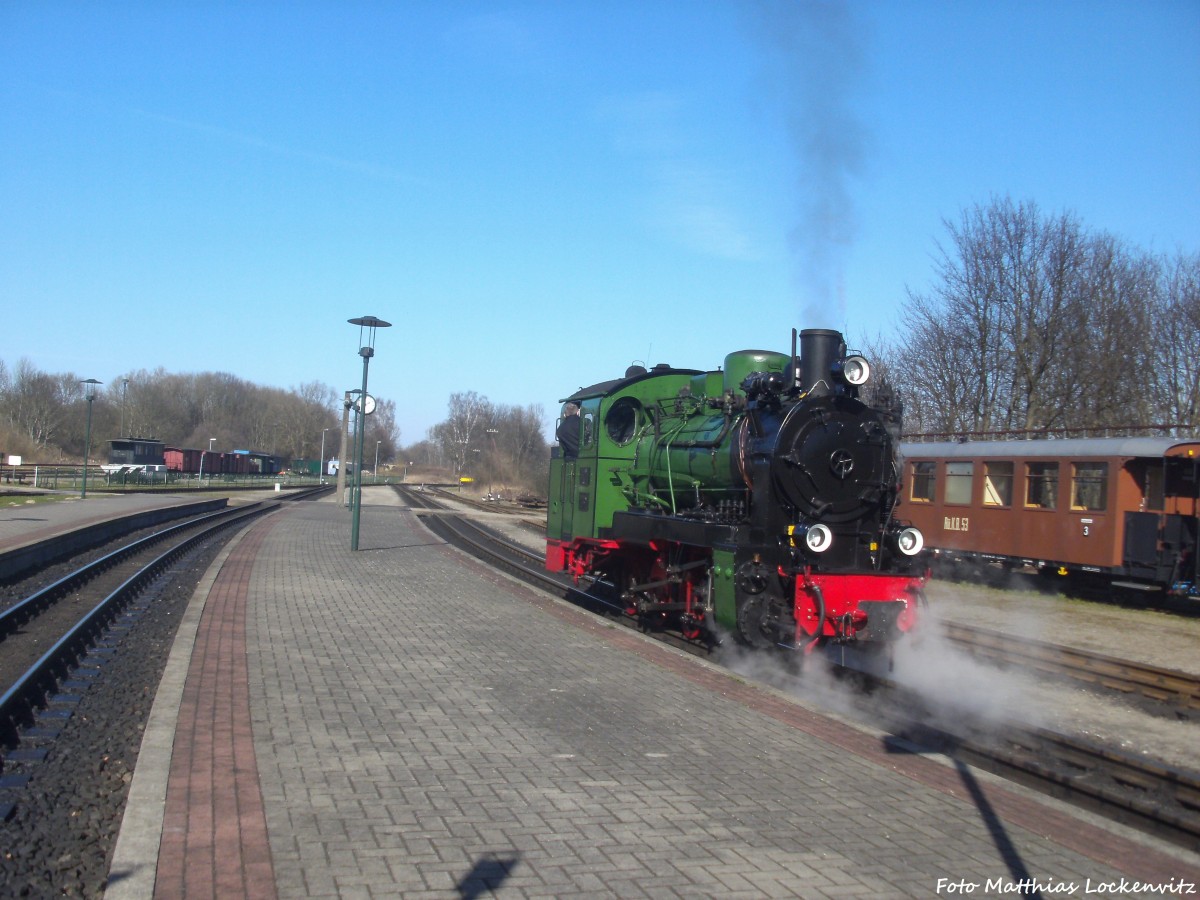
[0,536,231,898]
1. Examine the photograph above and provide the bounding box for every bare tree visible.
[432,391,494,474]
[419,394,549,492]
[499,403,548,482]
[1154,251,1200,431]
[360,397,400,469]
[1069,234,1159,429]
[892,197,1181,437]
[6,359,76,448]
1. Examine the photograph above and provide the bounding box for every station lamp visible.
[348,315,391,551]
[80,378,102,498]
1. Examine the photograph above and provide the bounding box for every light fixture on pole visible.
[80,379,102,498]
[348,315,391,551]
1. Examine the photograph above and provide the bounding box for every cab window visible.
[605,397,641,445]
[1144,465,1164,510]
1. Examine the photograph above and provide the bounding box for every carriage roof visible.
[899,436,1200,460]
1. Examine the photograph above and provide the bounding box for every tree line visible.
[873,196,1199,439]
[0,360,552,492]
[0,365,400,470]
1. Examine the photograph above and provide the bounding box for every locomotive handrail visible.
[660,416,692,515]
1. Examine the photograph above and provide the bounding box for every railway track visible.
[398,486,711,658]
[397,485,1200,852]
[0,487,332,750]
[0,506,267,753]
[939,620,1200,718]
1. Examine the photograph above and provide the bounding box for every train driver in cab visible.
[556,402,581,459]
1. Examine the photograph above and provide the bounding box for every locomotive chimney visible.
[798,328,845,397]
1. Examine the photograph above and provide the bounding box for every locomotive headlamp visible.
[834,355,871,386]
[892,526,924,557]
[801,523,833,553]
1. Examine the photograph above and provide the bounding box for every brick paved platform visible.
[107,496,1200,898]
[0,492,215,551]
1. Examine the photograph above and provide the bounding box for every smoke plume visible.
[750,0,871,327]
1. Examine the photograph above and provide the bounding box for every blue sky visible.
[2,1,1197,444]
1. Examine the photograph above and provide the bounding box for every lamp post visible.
[345,389,364,512]
[348,315,391,551]
[485,428,499,497]
[374,440,381,483]
[199,438,216,481]
[320,428,330,484]
[80,378,102,498]
[338,391,352,507]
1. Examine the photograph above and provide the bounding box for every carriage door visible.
[1123,511,1161,580]
[1161,514,1198,589]
[1165,455,1200,590]
[547,453,577,542]
[570,404,597,539]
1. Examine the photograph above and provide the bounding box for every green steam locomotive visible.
[545,328,927,652]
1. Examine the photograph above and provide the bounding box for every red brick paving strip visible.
[155,518,278,899]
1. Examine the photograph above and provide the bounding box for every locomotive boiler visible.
[545,328,928,651]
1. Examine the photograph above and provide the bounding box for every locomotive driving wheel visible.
[736,595,775,650]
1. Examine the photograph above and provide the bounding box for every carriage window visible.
[983,461,1013,507]
[1071,462,1108,511]
[909,461,935,502]
[1145,465,1164,510]
[581,413,595,447]
[945,461,973,505]
[1026,462,1059,509]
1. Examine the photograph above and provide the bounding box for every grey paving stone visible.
[192,500,1197,897]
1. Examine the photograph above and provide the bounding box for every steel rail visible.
[940,620,1200,714]
[400,488,570,594]
[0,502,278,748]
[892,705,1200,852]
[0,504,263,638]
[398,487,711,655]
